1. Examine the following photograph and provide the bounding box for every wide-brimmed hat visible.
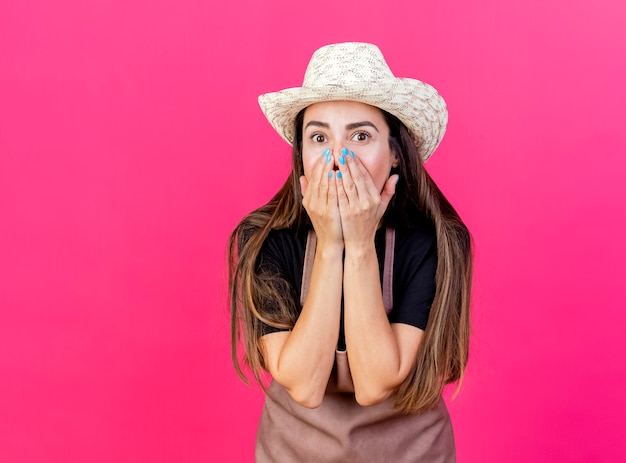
[258,42,448,161]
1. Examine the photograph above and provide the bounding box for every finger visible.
[304,149,332,208]
[299,175,309,198]
[380,174,399,212]
[317,149,335,202]
[335,169,350,212]
[327,170,339,209]
[345,150,378,198]
[309,148,331,189]
[337,148,358,204]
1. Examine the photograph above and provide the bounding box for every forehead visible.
[303,101,386,125]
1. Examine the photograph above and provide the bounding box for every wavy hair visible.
[228,109,472,413]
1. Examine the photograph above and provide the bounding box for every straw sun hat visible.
[258,42,448,161]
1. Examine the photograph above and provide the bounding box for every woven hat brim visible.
[258,78,447,161]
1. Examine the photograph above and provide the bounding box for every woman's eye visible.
[352,131,370,142]
[311,134,327,143]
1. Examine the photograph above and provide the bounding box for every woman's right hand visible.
[260,151,344,408]
[299,149,344,248]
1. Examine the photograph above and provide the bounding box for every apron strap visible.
[300,229,317,307]
[383,227,395,314]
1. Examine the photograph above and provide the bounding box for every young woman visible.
[228,42,472,462]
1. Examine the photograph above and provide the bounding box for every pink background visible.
[1,0,625,461]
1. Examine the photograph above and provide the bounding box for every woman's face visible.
[301,101,398,192]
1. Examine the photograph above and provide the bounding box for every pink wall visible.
[1,0,625,461]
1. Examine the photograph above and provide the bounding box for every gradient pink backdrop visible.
[1,0,625,461]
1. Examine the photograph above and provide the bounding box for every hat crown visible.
[258,42,448,161]
[302,42,395,88]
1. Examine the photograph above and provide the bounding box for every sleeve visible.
[388,229,438,331]
[255,230,301,336]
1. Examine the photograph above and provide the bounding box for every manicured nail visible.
[328,171,333,179]
[339,155,345,165]
[349,151,355,158]
[341,147,348,156]
[326,155,331,163]
[322,148,330,156]
[337,171,342,180]
[395,176,400,184]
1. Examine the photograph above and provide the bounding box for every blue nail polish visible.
[395,176,400,184]
[326,155,331,163]
[323,148,330,156]
[337,171,342,180]
[350,151,355,158]
[328,172,333,179]
[339,155,345,165]
[341,147,348,156]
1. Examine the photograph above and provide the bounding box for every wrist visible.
[343,240,376,262]
[316,240,345,259]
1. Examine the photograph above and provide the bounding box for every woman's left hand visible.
[335,150,399,249]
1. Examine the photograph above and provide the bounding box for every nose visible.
[330,142,344,167]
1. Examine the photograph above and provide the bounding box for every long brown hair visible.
[228,108,472,413]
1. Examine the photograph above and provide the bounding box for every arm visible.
[343,244,424,406]
[337,153,424,406]
[260,153,344,409]
[260,242,342,408]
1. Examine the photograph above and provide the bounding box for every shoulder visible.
[262,227,307,255]
[394,217,437,261]
[257,227,308,298]
[387,219,438,329]
[258,227,308,272]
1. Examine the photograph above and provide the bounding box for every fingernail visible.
[349,151,355,158]
[326,155,331,163]
[395,176,400,184]
[322,148,330,156]
[341,147,348,156]
[339,155,345,165]
[328,172,333,179]
[337,171,342,180]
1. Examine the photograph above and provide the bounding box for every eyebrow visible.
[304,121,330,130]
[304,120,380,132]
[346,121,379,132]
